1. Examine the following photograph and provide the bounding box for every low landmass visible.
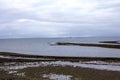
[99,41,120,44]
[55,41,120,49]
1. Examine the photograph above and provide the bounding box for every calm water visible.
[0,37,120,58]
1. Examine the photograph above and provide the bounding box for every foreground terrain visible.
[0,52,120,80]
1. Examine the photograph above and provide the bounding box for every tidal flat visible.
[0,52,120,80]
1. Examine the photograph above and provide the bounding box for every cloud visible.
[0,0,120,38]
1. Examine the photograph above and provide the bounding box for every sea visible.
[0,37,120,58]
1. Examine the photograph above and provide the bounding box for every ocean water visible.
[0,37,120,58]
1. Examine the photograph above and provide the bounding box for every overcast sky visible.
[0,0,120,38]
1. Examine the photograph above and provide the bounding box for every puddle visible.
[15,72,25,77]
[0,61,120,80]
[8,70,17,74]
[43,73,72,80]
[0,61,120,71]
[0,55,48,60]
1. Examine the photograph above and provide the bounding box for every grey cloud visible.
[0,0,120,38]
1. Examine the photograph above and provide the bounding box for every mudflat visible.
[0,52,120,80]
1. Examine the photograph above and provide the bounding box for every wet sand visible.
[0,52,120,62]
[0,52,120,80]
[1,65,120,80]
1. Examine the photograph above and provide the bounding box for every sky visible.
[0,0,120,38]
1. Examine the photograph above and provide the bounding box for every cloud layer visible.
[0,0,120,38]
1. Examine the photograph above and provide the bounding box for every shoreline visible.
[0,52,120,62]
[0,52,120,80]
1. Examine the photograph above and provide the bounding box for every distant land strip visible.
[55,42,120,49]
[99,41,120,44]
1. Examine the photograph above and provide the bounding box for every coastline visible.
[0,40,120,80]
[0,52,120,62]
[0,52,120,80]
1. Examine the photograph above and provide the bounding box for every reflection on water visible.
[1,61,120,71]
[43,73,72,80]
[0,61,120,80]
